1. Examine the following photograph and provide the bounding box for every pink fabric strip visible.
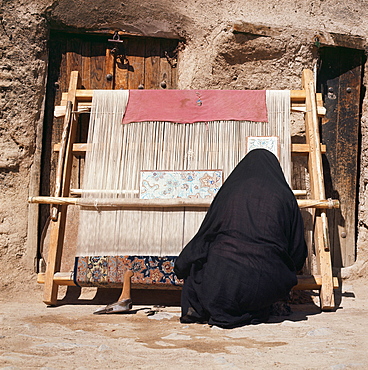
[122,89,268,124]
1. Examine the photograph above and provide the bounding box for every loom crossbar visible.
[36,272,339,291]
[29,196,340,209]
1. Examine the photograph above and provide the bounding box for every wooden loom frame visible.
[32,69,339,309]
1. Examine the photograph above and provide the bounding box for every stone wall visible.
[1,0,367,290]
[0,1,50,288]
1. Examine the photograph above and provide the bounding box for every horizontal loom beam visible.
[29,196,340,209]
[54,90,326,118]
[59,89,320,101]
[53,142,327,155]
[36,272,339,291]
[55,102,326,117]
[68,189,305,197]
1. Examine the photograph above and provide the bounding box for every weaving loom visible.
[32,69,339,310]
[75,88,291,288]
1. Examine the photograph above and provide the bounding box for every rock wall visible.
[1,0,367,290]
[0,1,50,288]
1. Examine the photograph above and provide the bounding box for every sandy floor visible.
[1,279,368,370]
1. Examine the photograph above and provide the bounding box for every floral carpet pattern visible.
[140,170,222,199]
[75,255,183,288]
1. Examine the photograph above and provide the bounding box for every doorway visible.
[38,31,181,270]
[317,46,365,267]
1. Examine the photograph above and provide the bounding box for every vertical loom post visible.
[43,71,80,305]
[51,100,73,221]
[302,69,335,310]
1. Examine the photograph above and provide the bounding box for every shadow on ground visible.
[57,286,182,307]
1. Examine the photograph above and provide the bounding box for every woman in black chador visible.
[174,149,307,328]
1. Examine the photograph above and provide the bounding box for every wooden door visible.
[39,32,180,271]
[317,46,365,267]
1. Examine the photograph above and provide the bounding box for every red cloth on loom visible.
[122,89,268,124]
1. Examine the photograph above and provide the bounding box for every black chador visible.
[174,149,307,328]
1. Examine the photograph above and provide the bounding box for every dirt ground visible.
[1,278,367,369]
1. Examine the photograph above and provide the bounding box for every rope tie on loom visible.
[94,199,100,212]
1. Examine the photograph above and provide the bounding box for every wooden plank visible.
[56,34,68,94]
[293,275,339,290]
[333,60,361,266]
[144,39,161,89]
[66,37,82,85]
[291,104,326,116]
[81,41,91,89]
[316,91,324,110]
[57,101,326,117]
[37,272,338,290]
[51,101,73,221]
[90,42,106,89]
[38,272,75,286]
[62,90,93,101]
[290,90,324,102]
[29,196,339,209]
[63,71,82,193]
[54,103,91,118]
[114,38,129,89]
[38,33,68,268]
[44,207,68,304]
[290,90,306,100]
[159,39,176,89]
[104,45,115,90]
[302,69,335,310]
[319,47,363,267]
[127,38,146,89]
[292,143,326,155]
[60,88,321,101]
[168,39,179,89]
[54,142,327,156]
[54,143,90,153]
[72,188,306,197]
[293,190,307,196]
[43,71,81,306]
[315,31,365,50]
